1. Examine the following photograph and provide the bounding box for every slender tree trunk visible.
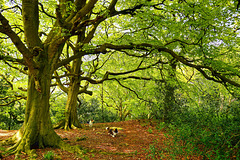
[163,59,177,121]
[54,58,84,130]
[64,61,82,130]
[55,27,91,130]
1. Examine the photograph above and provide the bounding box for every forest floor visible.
[0,120,201,160]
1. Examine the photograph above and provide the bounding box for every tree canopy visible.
[0,0,240,158]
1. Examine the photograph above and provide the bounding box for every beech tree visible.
[51,1,163,129]
[0,0,166,155]
[1,0,240,157]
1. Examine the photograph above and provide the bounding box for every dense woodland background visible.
[0,0,240,159]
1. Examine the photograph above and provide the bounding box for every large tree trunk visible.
[3,62,82,157]
[17,76,60,149]
[1,0,81,152]
[0,0,64,155]
[3,66,60,154]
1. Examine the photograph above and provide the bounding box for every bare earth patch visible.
[0,120,201,159]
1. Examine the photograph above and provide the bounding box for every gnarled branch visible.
[0,96,27,107]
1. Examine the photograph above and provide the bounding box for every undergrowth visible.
[150,107,240,159]
[43,151,55,160]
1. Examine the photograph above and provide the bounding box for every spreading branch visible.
[38,3,56,19]
[102,43,240,88]
[78,82,92,96]
[0,73,13,90]
[0,54,24,65]
[0,96,27,107]
[80,57,166,84]
[3,61,27,75]
[0,12,32,65]
[54,71,69,93]
[113,78,150,102]
[158,47,240,87]
[0,5,22,13]
[71,0,98,23]
[56,41,240,88]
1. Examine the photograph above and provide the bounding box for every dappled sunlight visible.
[1,0,239,159]
[0,120,178,159]
[0,130,17,137]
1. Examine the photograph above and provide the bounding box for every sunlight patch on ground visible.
[123,149,136,153]
[0,130,17,137]
[96,143,118,151]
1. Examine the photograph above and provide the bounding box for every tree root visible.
[59,140,83,156]
[53,119,83,130]
[1,129,84,159]
[53,119,65,129]
[0,131,22,147]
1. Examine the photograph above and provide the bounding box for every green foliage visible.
[0,72,25,130]
[152,104,240,159]
[145,140,165,160]
[77,97,118,123]
[43,151,55,160]
[146,74,240,159]
[147,128,153,134]
[1,2,240,159]
[146,144,157,160]
[50,92,67,124]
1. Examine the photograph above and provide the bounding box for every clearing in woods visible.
[0,120,201,159]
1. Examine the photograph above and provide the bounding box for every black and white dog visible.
[106,127,118,137]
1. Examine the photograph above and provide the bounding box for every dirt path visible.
[0,120,200,159]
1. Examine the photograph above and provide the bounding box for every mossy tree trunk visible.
[0,0,82,155]
[54,54,93,130]
[54,14,94,130]
[64,58,84,130]
[7,66,63,155]
[163,59,177,121]
[53,58,85,130]
[54,56,94,130]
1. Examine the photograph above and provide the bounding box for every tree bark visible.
[53,58,85,130]
[3,64,64,155]
[0,0,84,155]
[64,59,83,130]
[54,25,88,130]
[2,0,66,154]
[163,59,177,121]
